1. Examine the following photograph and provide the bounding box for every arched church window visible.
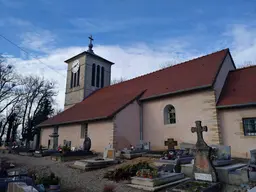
[164,105,176,124]
[70,72,74,88]
[101,66,105,88]
[91,64,96,86]
[96,65,100,87]
[76,67,80,86]
[70,59,80,88]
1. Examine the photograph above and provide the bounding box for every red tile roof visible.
[38,49,229,127]
[217,65,256,108]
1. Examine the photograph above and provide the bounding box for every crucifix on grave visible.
[191,120,218,182]
[191,121,208,148]
[164,138,178,150]
[87,35,94,53]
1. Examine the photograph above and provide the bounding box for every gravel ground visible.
[0,153,145,192]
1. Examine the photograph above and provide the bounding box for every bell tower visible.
[64,36,114,110]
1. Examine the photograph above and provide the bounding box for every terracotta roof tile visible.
[217,65,256,107]
[39,48,228,127]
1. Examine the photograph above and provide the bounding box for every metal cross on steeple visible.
[88,35,94,54]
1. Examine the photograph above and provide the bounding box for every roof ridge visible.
[106,48,229,88]
[230,64,256,73]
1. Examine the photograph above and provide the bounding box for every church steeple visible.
[64,35,114,110]
[88,35,94,54]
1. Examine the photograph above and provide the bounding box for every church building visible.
[38,37,256,158]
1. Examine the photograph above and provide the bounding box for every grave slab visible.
[248,186,256,192]
[181,163,248,184]
[131,173,185,187]
[166,180,222,192]
[155,157,193,166]
[127,178,190,192]
[212,159,234,166]
[122,152,147,159]
[71,158,119,171]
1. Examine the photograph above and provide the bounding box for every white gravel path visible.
[0,153,143,192]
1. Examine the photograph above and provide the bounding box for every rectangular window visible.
[243,118,256,136]
[80,124,88,139]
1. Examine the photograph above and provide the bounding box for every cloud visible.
[224,24,256,66]
[3,21,256,110]
[3,39,202,109]
[0,17,56,53]
[20,30,56,53]
[0,17,31,27]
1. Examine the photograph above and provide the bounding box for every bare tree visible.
[0,56,21,114]
[111,77,127,85]
[0,56,24,143]
[19,75,57,139]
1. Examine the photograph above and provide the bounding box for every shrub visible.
[104,161,157,182]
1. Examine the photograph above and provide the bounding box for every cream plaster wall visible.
[114,100,140,150]
[40,127,53,148]
[218,107,256,158]
[87,120,114,152]
[143,90,221,150]
[40,120,114,153]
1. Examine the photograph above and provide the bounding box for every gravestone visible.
[103,144,115,159]
[211,144,233,166]
[83,137,91,152]
[164,138,178,150]
[143,142,151,150]
[191,121,217,182]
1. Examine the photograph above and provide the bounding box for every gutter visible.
[138,100,143,141]
[38,90,147,128]
[140,85,212,101]
[217,102,256,109]
[37,116,112,128]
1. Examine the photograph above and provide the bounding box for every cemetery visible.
[0,120,256,191]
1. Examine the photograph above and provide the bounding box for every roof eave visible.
[37,116,112,128]
[64,51,114,65]
[217,102,256,109]
[64,51,87,63]
[140,85,212,101]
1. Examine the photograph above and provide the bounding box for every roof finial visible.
[88,35,94,54]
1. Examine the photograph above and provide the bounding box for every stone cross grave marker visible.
[191,120,218,182]
[164,138,178,150]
